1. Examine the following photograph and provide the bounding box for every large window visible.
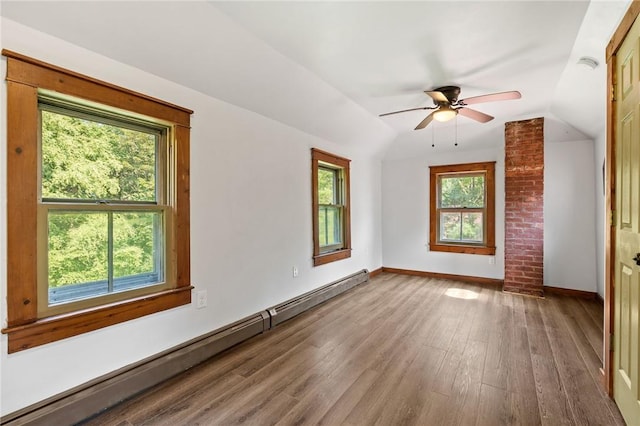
[38,99,172,316]
[429,162,496,255]
[2,50,192,352]
[312,149,351,266]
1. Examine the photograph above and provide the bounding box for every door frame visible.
[604,0,640,396]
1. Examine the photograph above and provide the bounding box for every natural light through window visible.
[311,148,351,266]
[1,50,193,352]
[39,100,169,313]
[429,162,496,255]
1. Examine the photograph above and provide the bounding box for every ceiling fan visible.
[379,86,521,130]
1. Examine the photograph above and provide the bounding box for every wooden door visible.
[614,13,640,425]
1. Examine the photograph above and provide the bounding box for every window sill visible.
[313,248,352,266]
[429,244,496,255]
[1,286,193,353]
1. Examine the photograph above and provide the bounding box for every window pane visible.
[48,211,109,304]
[440,175,484,208]
[41,109,157,202]
[318,167,336,204]
[439,211,484,243]
[47,210,164,306]
[318,205,343,249]
[462,212,483,242]
[440,212,462,241]
[113,212,163,290]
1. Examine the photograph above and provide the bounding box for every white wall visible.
[381,132,600,294]
[381,147,505,280]
[543,139,598,292]
[0,19,383,415]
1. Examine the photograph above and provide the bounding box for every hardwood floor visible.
[82,273,625,425]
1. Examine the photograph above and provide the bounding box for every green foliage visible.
[42,109,160,289]
[440,175,484,208]
[318,167,336,204]
[113,213,156,279]
[48,213,108,287]
[441,212,483,242]
[41,110,156,201]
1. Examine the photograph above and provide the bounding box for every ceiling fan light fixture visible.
[433,107,458,122]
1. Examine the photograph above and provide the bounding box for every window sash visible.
[37,203,173,317]
[437,208,485,244]
[38,101,167,205]
[36,95,173,317]
[317,163,345,253]
[437,172,486,209]
[318,204,344,252]
[318,165,340,204]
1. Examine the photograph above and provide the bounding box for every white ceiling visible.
[0,1,631,159]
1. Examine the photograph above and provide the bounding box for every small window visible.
[312,149,351,266]
[429,162,496,255]
[318,165,344,252]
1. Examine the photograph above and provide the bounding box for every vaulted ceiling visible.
[1,1,631,159]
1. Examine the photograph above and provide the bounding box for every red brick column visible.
[504,117,544,297]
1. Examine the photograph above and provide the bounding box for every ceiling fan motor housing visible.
[433,85,461,105]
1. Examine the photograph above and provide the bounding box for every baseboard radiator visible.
[1,269,370,426]
[267,269,370,327]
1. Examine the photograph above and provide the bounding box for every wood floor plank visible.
[371,344,446,425]
[542,296,625,426]
[446,340,487,425]
[512,293,527,328]
[281,368,378,426]
[446,293,482,355]
[476,383,511,425]
[415,391,453,426]
[542,306,621,425]
[343,339,423,424]
[578,297,604,333]
[431,349,464,397]
[555,295,603,361]
[468,287,498,343]
[82,273,623,426]
[482,304,511,390]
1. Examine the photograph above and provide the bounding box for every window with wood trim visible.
[1,50,193,353]
[312,148,351,266]
[429,162,496,255]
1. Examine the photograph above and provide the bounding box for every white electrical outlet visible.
[489,256,496,265]
[196,290,207,309]
[293,266,299,277]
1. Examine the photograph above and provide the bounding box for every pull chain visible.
[454,115,458,147]
[431,122,435,148]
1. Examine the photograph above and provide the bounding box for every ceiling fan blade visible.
[379,106,435,117]
[460,90,521,105]
[458,107,494,123]
[415,112,435,130]
[425,90,448,103]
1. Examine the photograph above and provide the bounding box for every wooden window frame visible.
[1,50,193,353]
[429,162,496,255]
[311,148,351,266]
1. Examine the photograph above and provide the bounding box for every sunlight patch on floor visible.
[445,288,479,300]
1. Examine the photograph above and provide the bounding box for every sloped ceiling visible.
[0,1,631,159]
